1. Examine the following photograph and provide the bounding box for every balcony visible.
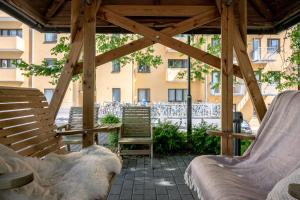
[0,68,24,82]
[166,68,187,82]
[0,36,24,52]
[210,83,245,96]
[251,47,278,63]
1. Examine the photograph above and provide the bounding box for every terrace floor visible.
[107,155,200,200]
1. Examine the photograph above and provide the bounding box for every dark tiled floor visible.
[108,156,200,200]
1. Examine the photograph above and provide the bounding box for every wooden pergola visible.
[1,0,299,155]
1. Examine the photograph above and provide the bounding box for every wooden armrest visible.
[0,172,34,190]
[207,130,256,140]
[56,123,69,130]
[289,184,300,200]
[56,123,123,136]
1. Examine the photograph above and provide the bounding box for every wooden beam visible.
[71,0,81,42]
[221,1,234,156]
[233,25,267,122]
[82,0,99,148]
[239,0,247,46]
[98,8,243,79]
[73,8,224,74]
[49,0,83,119]
[46,0,66,18]
[249,0,273,19]
[8,0,47,25]
[102,5,216,17]
[216,0,267,122]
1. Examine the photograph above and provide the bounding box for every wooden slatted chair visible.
[0,86,116,199]
[118,106,153,165]
[59,106,100,151]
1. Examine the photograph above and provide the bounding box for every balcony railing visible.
[166,68,187,82]
[251,47,278,63]
[0,36,24,52]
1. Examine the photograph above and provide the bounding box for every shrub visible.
[100,114,120,148]
[191,121,220,155]
[153,121,185,154]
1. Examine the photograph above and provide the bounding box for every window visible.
[168,89,188,102]
[44,33,57,43]
[0,29,22,37]
[267,39,280,53]
[45,58,56,66]
[168,59,188,68]
[0,59,21,68]
[211,37,220,47]
[138,89,150,102]
[112,88,121,102]
[44,89,55,103]
[252,38,261,60]
[112,60,120,73]
[233,104,236,112]
[254,71,261,82]
[211,71,220,95]
[138,63,150,73]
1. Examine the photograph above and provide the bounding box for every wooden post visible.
[239,0,247,46]
[82,0,98,147]
[49,0,83,119]
[221,1,234,156]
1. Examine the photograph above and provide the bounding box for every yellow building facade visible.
[0,10,293,125]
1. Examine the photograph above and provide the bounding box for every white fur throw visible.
[0,144,122,200]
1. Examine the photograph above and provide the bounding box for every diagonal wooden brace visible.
[98,7,242,78]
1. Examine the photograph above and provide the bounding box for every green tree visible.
[16,34,162,84]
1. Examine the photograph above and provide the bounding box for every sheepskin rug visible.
[0,144,122,200]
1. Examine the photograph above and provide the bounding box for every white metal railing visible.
[251,47,278,63]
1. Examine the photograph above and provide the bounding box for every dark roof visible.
[0,0,299,34]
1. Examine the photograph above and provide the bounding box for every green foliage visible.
[100,114,120,148]
[153,121,186,154]
[16,34,163,84]
[191,121,220,155]
[241,140,252,155]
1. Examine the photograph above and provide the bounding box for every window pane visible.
[138,63,150,73]
[45,58,55,66]
[1,60,8,68]
[10,30,17,36]
[112,60,120,72]
[44,89,55,103]
[168,59,188,68]
[2,30,8,36]
[112,88,121,102]
[183,89,188,101]
[168,89,175,102]
[138,89,150,102]
[45,33,57,42]
[176,90,183,101]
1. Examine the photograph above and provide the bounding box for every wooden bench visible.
[0,86,116,199]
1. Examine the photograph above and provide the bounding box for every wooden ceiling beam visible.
[102,5,216,17]
[7,0,47,25]
[46,0,66,18]
[98,7,243,78]
[249,0,273,19]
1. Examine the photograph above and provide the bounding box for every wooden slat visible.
[32,141,63,158]
[119,138,152,144]
[1,129,48,145]
[82,0,99,147]
[0,102,47,110]
[250,0,273,19]
[103,5,216,17]
[99,8,243,79]
[0,116,38,128]
[220,1,234,156]
[0,96,45,103]
[71,0,81,42]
